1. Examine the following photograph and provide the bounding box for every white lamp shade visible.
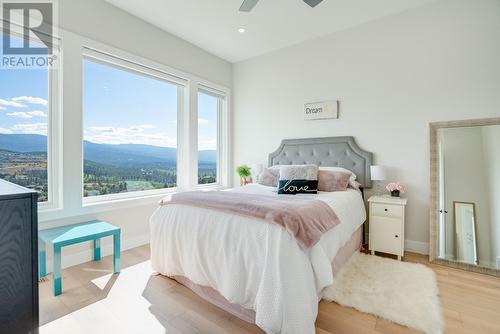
[251,163,264,176]
[370,165,387,181]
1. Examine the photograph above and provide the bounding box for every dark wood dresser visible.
[0,179,39,334]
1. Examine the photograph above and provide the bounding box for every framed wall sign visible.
[304,100,339,120]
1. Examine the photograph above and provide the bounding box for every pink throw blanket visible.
[159,191,340,250]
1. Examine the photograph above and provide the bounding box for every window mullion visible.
[188,83,199,189]
[217,98,223,185]
[176,85,188,191]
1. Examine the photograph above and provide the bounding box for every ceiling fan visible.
[239,0,324,12]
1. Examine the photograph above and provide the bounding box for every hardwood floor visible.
[39,245,500,334]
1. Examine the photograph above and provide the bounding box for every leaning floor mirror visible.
[430,117,500,276]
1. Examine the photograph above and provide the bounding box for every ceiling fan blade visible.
[303,0,324,8]
[239,0,259,12]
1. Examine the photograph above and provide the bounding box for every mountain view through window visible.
[0,37,49,201]
[82,58,217,197]
[198,91,218,184]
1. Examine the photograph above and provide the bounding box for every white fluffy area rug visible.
[323,252,443,334]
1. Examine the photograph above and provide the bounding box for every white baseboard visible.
[44,233,150,273]
[405,239,429,255]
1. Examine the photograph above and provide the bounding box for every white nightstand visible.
[368,195,408,260]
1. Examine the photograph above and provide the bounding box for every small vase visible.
[391,190,400,197]
[240,176,252,186]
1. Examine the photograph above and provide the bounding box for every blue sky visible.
[0,56,217,150]
[0,67,49,137]
[83,59,179,148]
[0,36,49,137]
[197,92,218,150]
[83,59,217,150]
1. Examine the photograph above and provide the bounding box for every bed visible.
[150,136,373,334]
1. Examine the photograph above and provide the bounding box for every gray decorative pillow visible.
[257,167,280,187]
[278,165,319,195]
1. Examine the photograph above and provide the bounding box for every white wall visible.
[39,0,232,270]
[232,0,500,251]
[60,0,231,87]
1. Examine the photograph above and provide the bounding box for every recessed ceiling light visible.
[237,27,246,33]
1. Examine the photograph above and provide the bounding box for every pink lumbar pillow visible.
[317,170,352,192]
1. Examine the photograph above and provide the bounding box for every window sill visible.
[37,200,62,212]
[38,185,228,223]
[83,187,179,207]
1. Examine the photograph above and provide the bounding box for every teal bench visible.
[39,220,121,296]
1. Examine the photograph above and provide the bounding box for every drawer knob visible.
[384,208,388,212]
[395,235,399,238]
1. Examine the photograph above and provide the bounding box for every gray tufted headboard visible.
[268,136,373,188]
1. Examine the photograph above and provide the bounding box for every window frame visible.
[197,83,231,189]
[0,27,62,211]
[20,28,233,224]
[43,44,63,211]
[81,47,186,204]
[196,86,227,187]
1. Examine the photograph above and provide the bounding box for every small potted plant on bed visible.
[385,182,406,197]
[236,165,252,186]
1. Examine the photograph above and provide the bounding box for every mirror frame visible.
[429,117,500,276]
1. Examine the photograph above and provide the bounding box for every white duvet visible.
[150,184,366,334]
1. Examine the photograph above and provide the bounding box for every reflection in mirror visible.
[436,124,500,271]
[453,202,477,265]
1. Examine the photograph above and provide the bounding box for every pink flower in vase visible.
[385,182,406,197]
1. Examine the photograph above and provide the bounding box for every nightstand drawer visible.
[370,216,403,255]
[371,203,403,218]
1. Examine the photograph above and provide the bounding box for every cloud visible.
[87,124,154,134]
[11,96,48,106]
[0,106,5,110]
[29,110,48,117]
[129,124,155,131]
[0,98,26,108]
[7,112,32,119]
[84,125,176,147]
[7,110,47,119]
[198,118,209,124]
[198,137,216,150]
[11,123,48,135]
[0,128,13,134]
[87,126,114,133]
